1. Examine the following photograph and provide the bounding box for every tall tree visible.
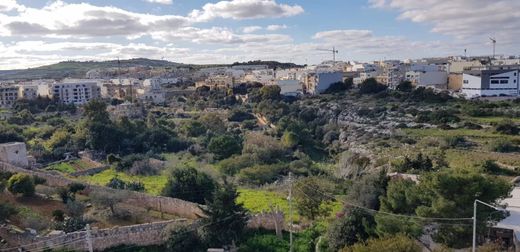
[200,182,248,247]
[162,167,217,204]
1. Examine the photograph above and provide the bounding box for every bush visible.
[495,120,519,135]
[490,139,519,153]
[443,136,467,148]
[52,209,65,222]
[416,109,460,124]
[341,234,421,252]
[7,174,35,197]
[396,81,413,92]
[166,226,203,252]
[0,203,17,223]
[216,155,254,176]
[327,208,376,251]
[239,233,288,252]
[228,109,255,122]
[237,163,287,186]
[208,135,242,160]
[358,78,387,94]
[162,167,216,204]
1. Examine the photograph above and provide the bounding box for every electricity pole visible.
[86,224,93,252]
[288,172,293,252]
[472,200,503,252]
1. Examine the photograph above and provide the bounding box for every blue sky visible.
[0,0,518,69]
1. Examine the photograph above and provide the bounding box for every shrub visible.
[490,139,519,153]
[0,203,17,223]
[162,167,216,204]
[216,155,254,176]
[237,163,287,186]
[495,120,519,135]
[7,174,35,197]
[52,209,65,222]
[341,234,421,252]
[208,135,242,160]
[327,208,376,251]
[442,136,467,148]
[228,109,255,122]
[358,78,387,94]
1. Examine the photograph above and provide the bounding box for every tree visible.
[208,135,242,160]
[90,191,126,215]
[358,78,387,94]
[294,176,334,220]
[83,99,110,123]
[259,85,281,100]
[166,226,203,252]
[162,167,217,204]
[182,120,207,137]
[200,182,248,247]
[327,208,376,251]
[7,174,35,197]
[347,171,388,210]
[396,80,413,92]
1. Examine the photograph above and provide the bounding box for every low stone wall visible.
[0,162,203,219]
[2,220,191,252]
[248,211,286,231]
[70,165,109,177]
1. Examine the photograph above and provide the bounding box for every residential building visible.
[405,71,448,89]
[107,102,144,120]
[100,83,135,100]
[50,81,101,105]
[462,69,519,98]
[376,60,405,88]
[304,72,343,94]
[0,86,18,108]
[17,85,39,100]
[195,75,235,89]
[244,69,276,85]
[276,80,303,97]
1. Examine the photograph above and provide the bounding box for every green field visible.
[46,162,76,173]
[78,168,168,195]
[237,189,342,223]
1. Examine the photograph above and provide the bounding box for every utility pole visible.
[86,224,93,252]
[472,200,503,252]
[288,172,293,252]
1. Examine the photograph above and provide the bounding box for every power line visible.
[297,182,473,222]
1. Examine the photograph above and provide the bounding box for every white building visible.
[17,85,39,100]
[244,69,276,85]
[304,72,343,94]
[50,81,101,105]
[462,69,519,98]
[405,71,448,88]
[276,80,303,97]
[0,86,19,108]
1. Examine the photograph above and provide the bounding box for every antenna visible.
[489,37,496,59]
[317,47,339,65]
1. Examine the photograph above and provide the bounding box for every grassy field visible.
[46,162,76,173]
[78,168,168,196]
[237,189,342,223]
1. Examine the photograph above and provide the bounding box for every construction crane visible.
[317,47,339,64]
[489,37,496,59]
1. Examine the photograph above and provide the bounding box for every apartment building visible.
[0,86,18,108]
[51,81,101,105]
[304,72,343,94]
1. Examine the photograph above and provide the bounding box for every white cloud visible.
[0,1,189,38]
[189,0,304,21]
[144,0,173,5]
[266,24,287,31]
[152,26,292,44]
[0,0,22,12]
[370,0,520,47]
[242,26,262,33]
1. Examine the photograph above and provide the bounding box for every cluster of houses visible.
[2,55,520,109]
[0,77,182,108]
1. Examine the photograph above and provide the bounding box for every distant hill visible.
[0,58,185,81]
[231,60,304,69]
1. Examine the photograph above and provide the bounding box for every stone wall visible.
[2,220,191,252]
[0,162,203,219]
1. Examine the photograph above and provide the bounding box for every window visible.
[463,80,469,84]
[500,80,509,84]
[491,80,499,84]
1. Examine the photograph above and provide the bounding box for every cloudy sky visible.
[0,0,519,69]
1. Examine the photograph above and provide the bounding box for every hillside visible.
[0,58,185,80]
